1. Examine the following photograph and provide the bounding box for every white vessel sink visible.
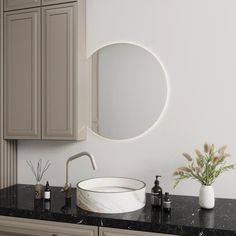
[76,177,146,214]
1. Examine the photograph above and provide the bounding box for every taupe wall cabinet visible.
[4,0,91,140]
[4,0,41,11]
[42,0,74,6]
[4,8,41,139]
[0,217,177,236]
[0,0,17,189]
[42,3,77,139]
[3,0,74,11]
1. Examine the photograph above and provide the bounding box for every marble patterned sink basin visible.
[76,177,146,214]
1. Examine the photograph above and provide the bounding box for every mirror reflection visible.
[91,43,168,140]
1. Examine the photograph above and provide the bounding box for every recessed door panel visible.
[4,8,41,139]
[42,3,77,139]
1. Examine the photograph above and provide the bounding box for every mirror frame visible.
[88,42,170,141]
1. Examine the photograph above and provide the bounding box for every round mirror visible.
[91,43,168,140]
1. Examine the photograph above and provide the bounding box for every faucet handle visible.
[61,183,72,198]
[61,183,71,192]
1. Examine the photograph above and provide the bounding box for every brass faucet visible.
[61,152,97,198]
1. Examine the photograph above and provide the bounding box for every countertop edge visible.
[0,208,236,236]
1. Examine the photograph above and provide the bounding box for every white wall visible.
[18,0,236,199]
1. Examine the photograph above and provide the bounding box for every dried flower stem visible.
[173,143,235,188]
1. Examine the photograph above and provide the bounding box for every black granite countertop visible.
[0,185,235,236]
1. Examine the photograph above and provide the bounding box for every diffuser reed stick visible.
[26,159,51,183]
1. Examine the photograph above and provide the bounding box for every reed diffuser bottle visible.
[27,159,51,199]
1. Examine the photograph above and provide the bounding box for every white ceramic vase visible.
[199,185,215,209]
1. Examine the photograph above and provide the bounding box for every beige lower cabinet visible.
[99,227,178,236]
[0,217,178,236]
[0,216,98,236]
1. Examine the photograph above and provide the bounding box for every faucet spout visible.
[62,152,97,198]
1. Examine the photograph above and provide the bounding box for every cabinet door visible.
[4,0,41,11]
[42,0,76,6]
[4,8,41,139]
[0,216,98,236]
[42,3,78,140]
[99,227,178,236]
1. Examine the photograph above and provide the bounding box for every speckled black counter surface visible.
[0,185,235,236]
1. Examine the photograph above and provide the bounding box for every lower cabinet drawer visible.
[0,216,178,236]
[99,227,178,236]
[0,216,98,236]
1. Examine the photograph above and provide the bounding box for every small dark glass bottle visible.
[151,175,163,208]
[44,181,51,200]
[163,192,171,213]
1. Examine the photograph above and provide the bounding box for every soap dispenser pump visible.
[151,175,163,208]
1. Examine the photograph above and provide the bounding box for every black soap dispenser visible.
[151,175,163,208]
